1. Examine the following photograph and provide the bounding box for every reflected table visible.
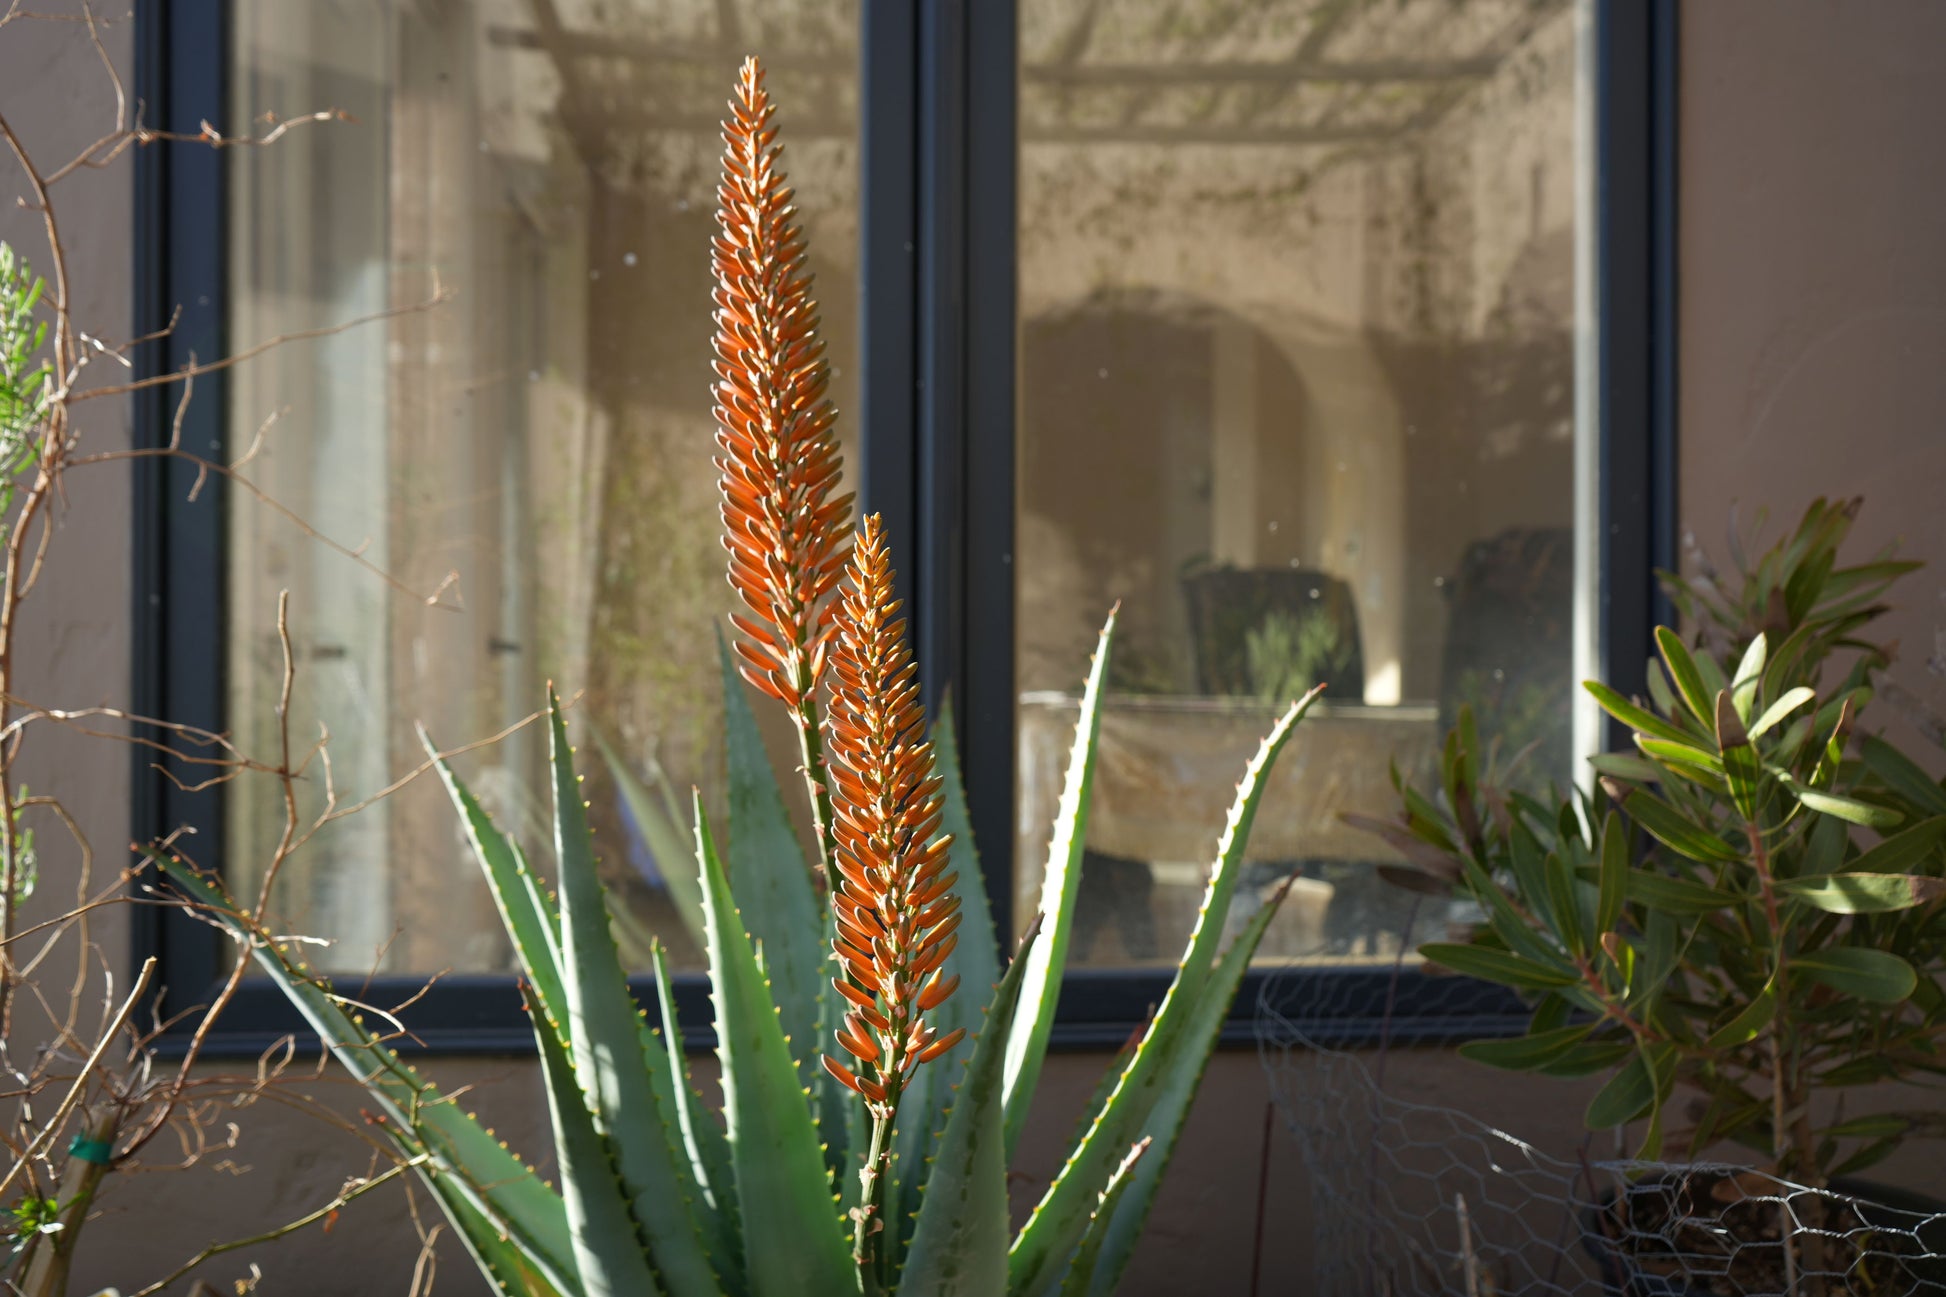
[1016,692,1442,967]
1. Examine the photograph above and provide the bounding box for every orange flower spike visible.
[817,514,965,1122]
[714,55,852,887]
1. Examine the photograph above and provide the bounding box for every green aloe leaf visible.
[692,797,855,1297]
[153,856,579,1294]
[897,916,1043,1297]
[526,986,666,1297]
[1060,1139,1151,1297]
[651,942,743,1292]
[1009,693,1317,1297]
[1070,886,1297,1297]
[1796,948,1917,1003]
[424,730,566,1026]
[547,691,723,1297]
[597,729,709,955]
[716,635,826,1091]
[428,1170,571,1297]
[1003,608,1117,1158]
[892,700,1003,1267]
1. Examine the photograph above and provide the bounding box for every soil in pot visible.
[1582,1168,1946,1296]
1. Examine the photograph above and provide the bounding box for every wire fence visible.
[1256,954,1946,1296]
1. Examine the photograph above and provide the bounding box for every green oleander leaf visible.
[1780,872,1946,914]
[1796,948,1917,1003]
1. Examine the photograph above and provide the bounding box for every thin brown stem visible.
[130,1157,423,1297]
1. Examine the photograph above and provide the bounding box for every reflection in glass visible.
[1016,0,1582,968]
[227,1,859,975]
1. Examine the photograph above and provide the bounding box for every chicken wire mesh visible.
[1255,945,1946,1296]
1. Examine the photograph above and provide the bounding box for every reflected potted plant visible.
[1362,499,1946,1296]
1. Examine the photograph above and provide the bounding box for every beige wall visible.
[4,1,1945,1293]
[1680,1,1946,762]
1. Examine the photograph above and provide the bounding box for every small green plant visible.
[161,58,1318,1297]
[1363,498,1946,1289]
[0,243,48,534]
[1245,607,1354,707]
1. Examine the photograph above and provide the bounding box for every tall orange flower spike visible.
[714,57,853,877]
[819,514,965,1116]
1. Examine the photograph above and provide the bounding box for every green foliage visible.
[167,610,1315,1295]
[1244,608,1353,706]
[0,244,49,532]
[1368,499,1946,1183]
[4,1195,60,1263]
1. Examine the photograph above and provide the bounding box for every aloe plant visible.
[158,55,1323,1295]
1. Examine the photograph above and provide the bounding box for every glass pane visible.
[1016,0,1584,968]
[227,1,860,976]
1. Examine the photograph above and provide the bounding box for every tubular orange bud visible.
[915,1028,966,1065]
[917,972,960,1013]
[822,1054,865,1094]
[822,513,965,1111]
[833,977,875,1009]
[714,56,851,679]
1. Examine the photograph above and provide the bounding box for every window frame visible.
[133,0,1678,1054]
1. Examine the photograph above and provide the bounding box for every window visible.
[134,1,1672,1048]
[1013,3,1585,972]
[222,1,860,979]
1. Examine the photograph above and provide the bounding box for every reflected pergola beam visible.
[567,111,1402,148]
[495,0,1562,152]
[487,26,1493,89]
[1023,56,1496,87]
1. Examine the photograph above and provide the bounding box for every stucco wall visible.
[4,1,1946,1293]
[1678,1,1946,767]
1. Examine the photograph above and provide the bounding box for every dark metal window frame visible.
[133,0,1677,1054]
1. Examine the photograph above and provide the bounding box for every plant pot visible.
[1581,1169,1946,1297]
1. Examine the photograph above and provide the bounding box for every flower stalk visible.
[712,55,852,892]
[819,514,965,1287]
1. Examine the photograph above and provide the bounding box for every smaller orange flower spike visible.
[819,514,965,1112]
